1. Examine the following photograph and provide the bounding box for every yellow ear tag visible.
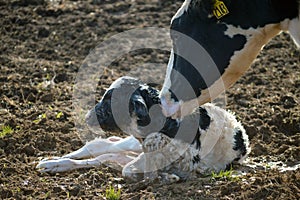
[213,0,229,19]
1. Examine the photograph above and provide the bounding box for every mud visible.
[0,0,299,199]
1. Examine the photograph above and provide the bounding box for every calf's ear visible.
[288,17,300,48]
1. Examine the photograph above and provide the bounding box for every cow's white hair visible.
[288,17,300,47]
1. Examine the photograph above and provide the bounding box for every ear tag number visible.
[213,0,229,19]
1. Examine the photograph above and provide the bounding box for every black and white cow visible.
[37,77,250,182]
[161,0,300,118]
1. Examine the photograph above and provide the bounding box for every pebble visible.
[40,93,53,102]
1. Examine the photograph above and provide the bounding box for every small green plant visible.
[33,113,47,124]
[44,191,51,198]
[105,186,121,200]
[264,163,271,169]
[56,111,64,119]
[39,177,47,182]
[0,125,14,138]
[11,187,21,195]
[211,167,239,181]
[46,73,52,81]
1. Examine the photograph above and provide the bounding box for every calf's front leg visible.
[62,136,142,159]
[36,136,142,173]
[36,153,136,173]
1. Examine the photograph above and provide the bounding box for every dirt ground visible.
[0,0,299,199]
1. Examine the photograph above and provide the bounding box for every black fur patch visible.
[272,0,299,20]
[160,107,210,146]
[233,128,247,156]
[193,154,201,164]
[160,113,200,145]
[199,107,211,130]
[160,117,180,139]
[192,129,201,150]
[225,163,233,171]
[139,85,161,107]
[189,0,216,19]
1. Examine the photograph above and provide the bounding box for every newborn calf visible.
[37,77,250,183]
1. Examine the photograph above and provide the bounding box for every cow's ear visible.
[132,94,151,127]
[288,17,300,48]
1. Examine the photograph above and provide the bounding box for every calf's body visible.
[37,77,250,183]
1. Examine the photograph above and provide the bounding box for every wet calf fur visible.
[37,77,250,182]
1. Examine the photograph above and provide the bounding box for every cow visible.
[160,0,300,119]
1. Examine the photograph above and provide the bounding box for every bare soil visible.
[0,0,299,199]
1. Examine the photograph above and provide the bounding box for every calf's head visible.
[85,76,164,138]
[161,0,300,117]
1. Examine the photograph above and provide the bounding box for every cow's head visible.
[160,0,300,118]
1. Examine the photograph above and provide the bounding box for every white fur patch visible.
[198,103,249,171]
[108,77,126,90]
[224,25,258,39]
[160,95,181,117]
[288,17,300,48]
[160,50,179,117]
[108,76,138,90]
[160,49,174,96]
[225,11,300,50]
[171,0,191,23]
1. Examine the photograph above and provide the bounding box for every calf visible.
[37,77,250,182]
[161,0,300,118]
